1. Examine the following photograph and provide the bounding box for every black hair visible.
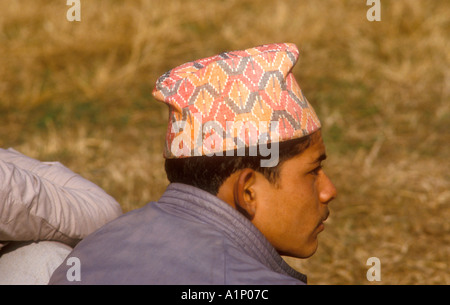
[165,134,314,195]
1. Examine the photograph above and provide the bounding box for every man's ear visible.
[233,168,257,220]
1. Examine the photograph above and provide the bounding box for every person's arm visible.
[0,148,122,247]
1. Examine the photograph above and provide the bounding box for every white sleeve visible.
[0,148,123,247]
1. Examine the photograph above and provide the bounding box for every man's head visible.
[153,43,337,258]
[165,129,336,258]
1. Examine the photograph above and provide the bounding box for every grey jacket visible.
[49,183,306,285]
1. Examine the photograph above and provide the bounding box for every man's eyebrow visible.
[311,153,327,164]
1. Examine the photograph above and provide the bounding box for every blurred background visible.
[0,0,448,284]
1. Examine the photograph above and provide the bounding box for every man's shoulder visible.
[48,201,230,284]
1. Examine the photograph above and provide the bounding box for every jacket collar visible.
[159,183,307,284]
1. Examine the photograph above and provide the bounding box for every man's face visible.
[252,130,337,258]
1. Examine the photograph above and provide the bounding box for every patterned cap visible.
[152,42,321,158]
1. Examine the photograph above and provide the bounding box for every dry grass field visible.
[1,0,448,284]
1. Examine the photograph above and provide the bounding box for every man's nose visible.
[319,172,337,204]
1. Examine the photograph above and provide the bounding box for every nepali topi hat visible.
[152,42,321,159]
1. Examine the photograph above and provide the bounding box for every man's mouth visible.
[322,210,330,223]
[317,211,330,232]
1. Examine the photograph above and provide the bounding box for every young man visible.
[49,42,337,285]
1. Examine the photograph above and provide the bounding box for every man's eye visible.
[309,165,320,176]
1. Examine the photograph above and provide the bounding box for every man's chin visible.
[279,241,319,259]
